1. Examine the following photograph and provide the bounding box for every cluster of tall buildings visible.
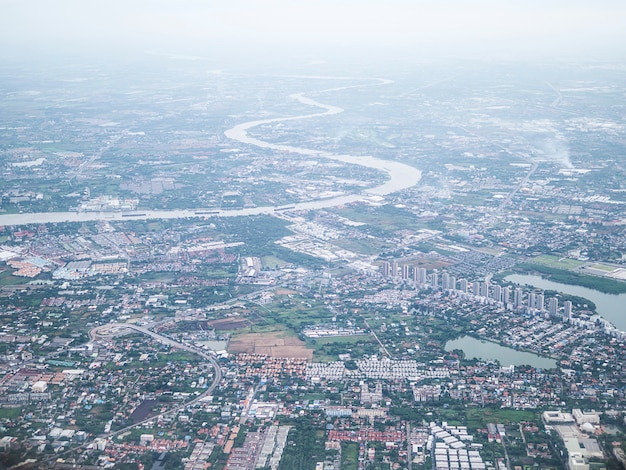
[380,261,573,321]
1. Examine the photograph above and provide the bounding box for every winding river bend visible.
[0,78,422,227]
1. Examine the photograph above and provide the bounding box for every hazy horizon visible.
[2,0,626,65]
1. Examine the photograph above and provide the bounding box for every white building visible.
[572,409,600,425]
[31,381,48,393]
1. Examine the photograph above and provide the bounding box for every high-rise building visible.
[412,266,419,283]
[473,281,480,297]
[402,264,410,280]
[441,273,450,290]
[449,275,457,290]
[482,281,490,299]
[459,278,468,293]
[549,297,558,317]
[381,261,390,277]
[391,261,398,278]
[419,268,428,284]
[493,285,502,303]
[431,271,439,288]
[528,292,536,310]
[536,293,545,312]
[502,286,511,305]
[563,300,572,320]
[514,288,523,308]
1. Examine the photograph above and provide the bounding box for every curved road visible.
[90,324,222,436]
[0,77,421,227]
[33,322,222,467]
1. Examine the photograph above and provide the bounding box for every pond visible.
[445,335,557,369]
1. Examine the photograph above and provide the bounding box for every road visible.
[90,323,223,410]
[494,162,539,215]
[363,319,392,359]
[34,322,222,467]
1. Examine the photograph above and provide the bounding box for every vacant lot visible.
[207,317,255,330]
[229,331,313,360]
[275,287,298,295]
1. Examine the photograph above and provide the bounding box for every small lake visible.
[445,336,557,369]
[504,274,626,331]
[129,400,159,424]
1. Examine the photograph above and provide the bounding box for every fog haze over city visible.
[3,0,626,61]
[1,2,626,470]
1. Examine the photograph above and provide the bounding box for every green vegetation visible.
[309,335,377,362]
[332,204,422,235]
[516,263,626,294]
[341,442,359,470]
[261,255,289,268]
[215,216,324,269]
[390,406,424,422]
[588,263,617,272]
[278,418,326,470]
[263,297,333,330]
[532,255,585,270]
[366,463,391,470]
[0,407,21,419]
[436,406,538,429]
[331,237,394,256]
[0,270,29,286]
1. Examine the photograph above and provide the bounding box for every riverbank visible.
[504,273,626,331]
[515,263,626,295]
[0,78,421,228]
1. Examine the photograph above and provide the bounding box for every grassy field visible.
[588,263,617,272]
[0,270,30,287]
[331,204,422,233]
[307,335,377,362]
[438,407,539,430]
[330,237,394,256]
[0,408,21,419]
[531,255,585,270]
[341,442,359,470]
[261,255,289,268]
[265,300,335,329]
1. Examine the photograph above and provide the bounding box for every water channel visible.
[445,336,557,369]
[504,274,626,331]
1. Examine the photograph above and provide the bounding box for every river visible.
[504,274,626,331]
[0,78,421,227]
[445,336,557,369]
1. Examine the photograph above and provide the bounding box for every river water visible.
[0,80,421,227]
[443,271,626,369]
[504,274,626,331]
[445,336,557,369]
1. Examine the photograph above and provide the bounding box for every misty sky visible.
[2,0,626,61]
